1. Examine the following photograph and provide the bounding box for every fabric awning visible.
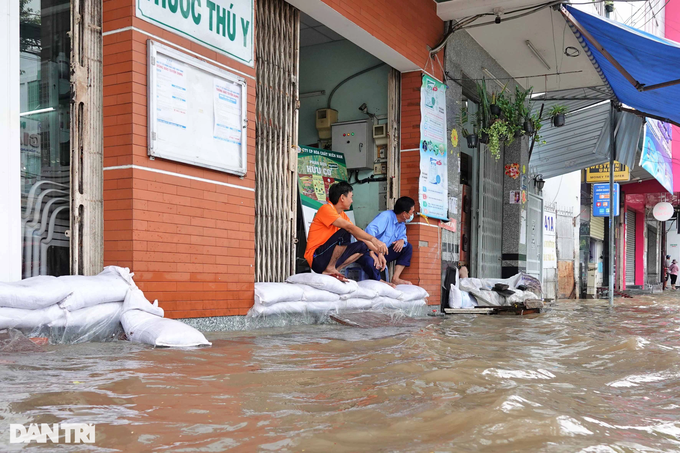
[562,5,680,127]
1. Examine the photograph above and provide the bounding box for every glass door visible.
[20,0,71,277]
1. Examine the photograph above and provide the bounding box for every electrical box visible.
[373,124,388,145]
[332,119,374,169]
[316,108,338,139]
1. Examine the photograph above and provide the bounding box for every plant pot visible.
[514,129,523,138]
[605,3,614,13]
[490,104,501,117]
[466,134,479,149]
[479,132,489,144]
[524,120,534,135]
[552,113,565,127]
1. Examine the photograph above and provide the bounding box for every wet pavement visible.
[2,292,680,451]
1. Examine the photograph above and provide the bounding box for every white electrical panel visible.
[332,119,374,169]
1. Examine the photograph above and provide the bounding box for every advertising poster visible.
[543,211,557,269]
[641,119,673,194]
[419,74,448,221]
[297,146,353,236]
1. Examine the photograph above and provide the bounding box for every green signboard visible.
[297,146,353,236]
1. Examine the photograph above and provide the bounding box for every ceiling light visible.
[525,40,551,71]
[481,68,505,90]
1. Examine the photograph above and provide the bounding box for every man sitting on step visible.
[359,196,415,286]
[304,181,389,281]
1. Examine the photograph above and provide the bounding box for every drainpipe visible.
[609,102,615,306]
[70,0,104,275]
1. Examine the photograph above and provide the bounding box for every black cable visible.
[327,63,386,110]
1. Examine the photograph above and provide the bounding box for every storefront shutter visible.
[626,209,636,285]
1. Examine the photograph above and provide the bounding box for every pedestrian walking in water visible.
[664,254,671,290]
[669,259,679,290]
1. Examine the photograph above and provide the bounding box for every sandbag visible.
[448,284,462,309]
[397,285,429,301]
[339,285,378,300]
[286,273,358,295]
[122,310,211,347]
[372,298,427,311]
[0,276,72,310]
[298,286,340,302]
[39,302,124,344]
[121,289,210,347]
[339,299,373,310]
[356,280,403,299]
[461,291,477,309]
[254,282,305,306]
[306,301,341,313]
[249,301,308,317]
[59,266,135,311]
[0,304,65,330]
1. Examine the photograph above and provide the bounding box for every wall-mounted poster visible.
[641,119,673,194]
[418,74,448,221]
[297,146,354,236]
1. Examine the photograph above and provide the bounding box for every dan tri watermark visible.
[9,423,95,444]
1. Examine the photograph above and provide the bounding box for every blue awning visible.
[562,6,680,127]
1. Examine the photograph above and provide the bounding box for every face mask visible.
[405,213,414,223]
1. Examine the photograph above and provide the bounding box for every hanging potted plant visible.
[549,105,568,127]
[457,108,478,149]
[512,86,533,136]
[605,1,614,13]
[481,119,512,161]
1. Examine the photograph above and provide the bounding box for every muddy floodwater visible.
[2,295,680,452]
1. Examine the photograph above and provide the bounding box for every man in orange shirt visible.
[304,181,389,279]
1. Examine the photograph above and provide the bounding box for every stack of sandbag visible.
[0,266,212,347]
[120,288,211,348]
[248,273,429,317]
[0,266,134,343]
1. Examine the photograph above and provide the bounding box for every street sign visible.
[593,183,620,217]
[585,161,630,183]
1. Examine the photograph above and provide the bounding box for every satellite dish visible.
[653,202,674,221]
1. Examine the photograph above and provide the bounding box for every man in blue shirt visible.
[359,197,415,285]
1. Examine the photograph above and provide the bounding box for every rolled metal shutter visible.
[255,0,300,282]
[626,209,636,285]
[590,216,605,241]
[478,148,503,278]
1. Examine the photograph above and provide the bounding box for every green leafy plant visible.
[548,104,568,117]
[476,79,491,130]
[530,112,546,145]
[482,120,512,161]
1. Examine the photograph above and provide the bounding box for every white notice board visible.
[147,41,248,176]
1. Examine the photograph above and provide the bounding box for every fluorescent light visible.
[525,40,551,71]
[20,107,55,117]
[481,68,505,90]
[300,90,325,98]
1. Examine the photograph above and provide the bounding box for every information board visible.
[585,161,630,183]
[593,183,620,217]
[297,146,354,236]
[148,41,248,176]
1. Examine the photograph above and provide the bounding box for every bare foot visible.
[323,269,350,282]
[381,280,396,288]
[392,278,412,285]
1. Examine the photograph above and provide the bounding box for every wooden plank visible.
[444,308,495,314]
[330,312,424,328]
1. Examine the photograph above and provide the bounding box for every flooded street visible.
[2,294,680,452]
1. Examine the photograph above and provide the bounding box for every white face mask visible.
[405,213,414,223]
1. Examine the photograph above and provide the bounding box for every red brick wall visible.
[103,0,256,317]
[399,71,442,306]
[320,0,444,70]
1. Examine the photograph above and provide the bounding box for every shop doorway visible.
[19,0,72,278]
[294,13,399,271]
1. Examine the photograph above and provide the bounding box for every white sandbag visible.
[0,276,72,310]
[461,291,477,309]
[449,284,462,309]
[59,266,135,311]
[254,282,305,306]
[372,298,427,310]
[306,301,341,313]
[120,288,210,347]
[122,310,211,347]
[122,288,164,317]
[51,302,123,327]
[42,302,124,344]
[356,280,403,299]
[339,285,378,300]
[298,286,340,302]
[0,304,66,330]
[397,285,429,301]
[249,301,308,317]
[286,273,358,295]
[339,298,373,310]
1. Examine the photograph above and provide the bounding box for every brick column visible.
[399,71,442,305]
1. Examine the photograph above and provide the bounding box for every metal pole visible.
[609,102,615,307]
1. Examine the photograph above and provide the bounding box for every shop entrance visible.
[294,13,399,272]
